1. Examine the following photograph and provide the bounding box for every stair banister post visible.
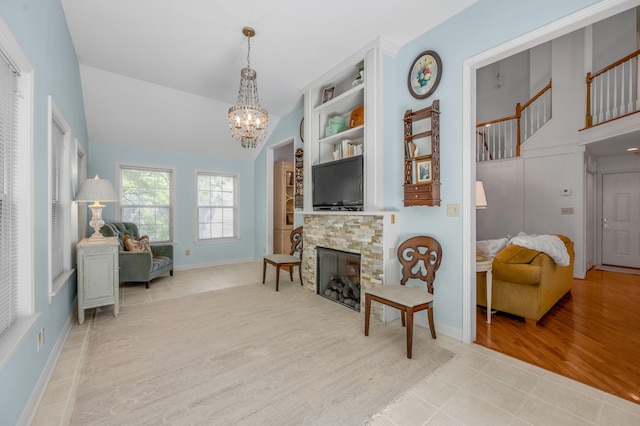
[585,72,593,128]
[515,102,522,157]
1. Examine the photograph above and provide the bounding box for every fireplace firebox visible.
[316,247,361,311]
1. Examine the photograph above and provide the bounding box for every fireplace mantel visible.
[301,212,399,321]
[297,210,394,216]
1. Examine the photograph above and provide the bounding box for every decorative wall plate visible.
[408,50,442,99]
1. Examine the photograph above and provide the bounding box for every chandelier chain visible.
[246,35,251,69]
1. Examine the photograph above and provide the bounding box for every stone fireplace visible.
[316,247,361,311]
[302,213,398,321]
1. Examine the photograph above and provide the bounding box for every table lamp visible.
[75,175,118,240]
[476,181,488,209]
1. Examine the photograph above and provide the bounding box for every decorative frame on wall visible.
[294,148,304,209]
[416,158,432,183]
[299,117,304,142]
[407,50,442,100]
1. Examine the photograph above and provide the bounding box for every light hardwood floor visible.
[32,263,640,425]
[475,268,640,405]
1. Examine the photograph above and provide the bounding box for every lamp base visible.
[87,229,107,240]
[87,202,107,240]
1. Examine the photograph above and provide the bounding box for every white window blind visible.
[0,53,18,338]
[50,118,65,280]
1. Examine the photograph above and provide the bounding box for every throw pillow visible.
[123,234,151,252]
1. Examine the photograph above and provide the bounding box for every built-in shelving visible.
[302,40,386,212]
[274,161,294,253]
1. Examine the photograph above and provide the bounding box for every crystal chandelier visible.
[228,27,269,149]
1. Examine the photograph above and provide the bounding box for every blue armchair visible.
[99,222,174,288]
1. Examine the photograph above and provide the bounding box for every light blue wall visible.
[253,106,304,258]
[0,0,605,423]
[88,141,256,267]
[385,0,600,330]
[0,0,88,424]
[254,0,602,333]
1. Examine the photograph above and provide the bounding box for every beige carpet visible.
[71,282,453,425]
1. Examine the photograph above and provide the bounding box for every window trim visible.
[115,162,176,243]
[195,170,240,243]
[75,140,87,242]
[0,15,35,369]
[47,96,75,303]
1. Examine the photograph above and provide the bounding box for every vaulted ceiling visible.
[60,0,477,160]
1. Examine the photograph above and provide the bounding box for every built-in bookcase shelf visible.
[302,40,387,212]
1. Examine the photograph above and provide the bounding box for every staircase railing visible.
[585,49,640,128]
[476,80,552,162]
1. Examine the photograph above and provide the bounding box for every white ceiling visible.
[60,0,477,160]
[584,129,640,157]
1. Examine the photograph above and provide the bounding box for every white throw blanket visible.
[508,234,570,266]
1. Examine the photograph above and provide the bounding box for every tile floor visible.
[31,261,640,426]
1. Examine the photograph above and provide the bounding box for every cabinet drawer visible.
[404,185,432,197]
[403,184,441,207]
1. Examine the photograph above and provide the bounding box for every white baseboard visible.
[173,257,258,272]
[18,306,75,426]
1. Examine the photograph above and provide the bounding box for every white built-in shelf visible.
[318,124,364,145]
[313,84,364,114]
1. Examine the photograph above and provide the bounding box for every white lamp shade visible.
[75,175,118,202]
[476,181,488,209]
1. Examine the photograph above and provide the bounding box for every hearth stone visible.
[302,213,397,321]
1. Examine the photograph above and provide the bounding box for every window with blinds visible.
[50,118,65,280]
[48,96,73,300]
[0,52,18,338]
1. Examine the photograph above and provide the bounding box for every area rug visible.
[71,282,453,425]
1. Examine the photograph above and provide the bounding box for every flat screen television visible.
[312,155,363,211]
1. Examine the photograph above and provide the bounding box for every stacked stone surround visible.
[303,213,385,320]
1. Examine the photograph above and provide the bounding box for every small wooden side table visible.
[476,255,494,324]
[76,237,120,324]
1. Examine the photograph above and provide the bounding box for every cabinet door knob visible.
[415,194,419,198]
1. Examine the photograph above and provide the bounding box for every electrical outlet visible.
[561,207,574,215]
[36,326,45,352]
[446,204,460,217]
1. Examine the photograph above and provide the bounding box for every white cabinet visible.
[76,237,119,324]
[302,40,387,212]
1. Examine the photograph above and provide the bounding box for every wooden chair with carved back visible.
[364,235,442,358]
[262,226,303,291]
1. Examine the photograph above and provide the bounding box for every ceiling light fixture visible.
[627,147,638,152]
[228,27,269,149]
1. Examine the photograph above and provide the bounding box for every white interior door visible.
[585,171,595,271]
[602,172,640,268]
